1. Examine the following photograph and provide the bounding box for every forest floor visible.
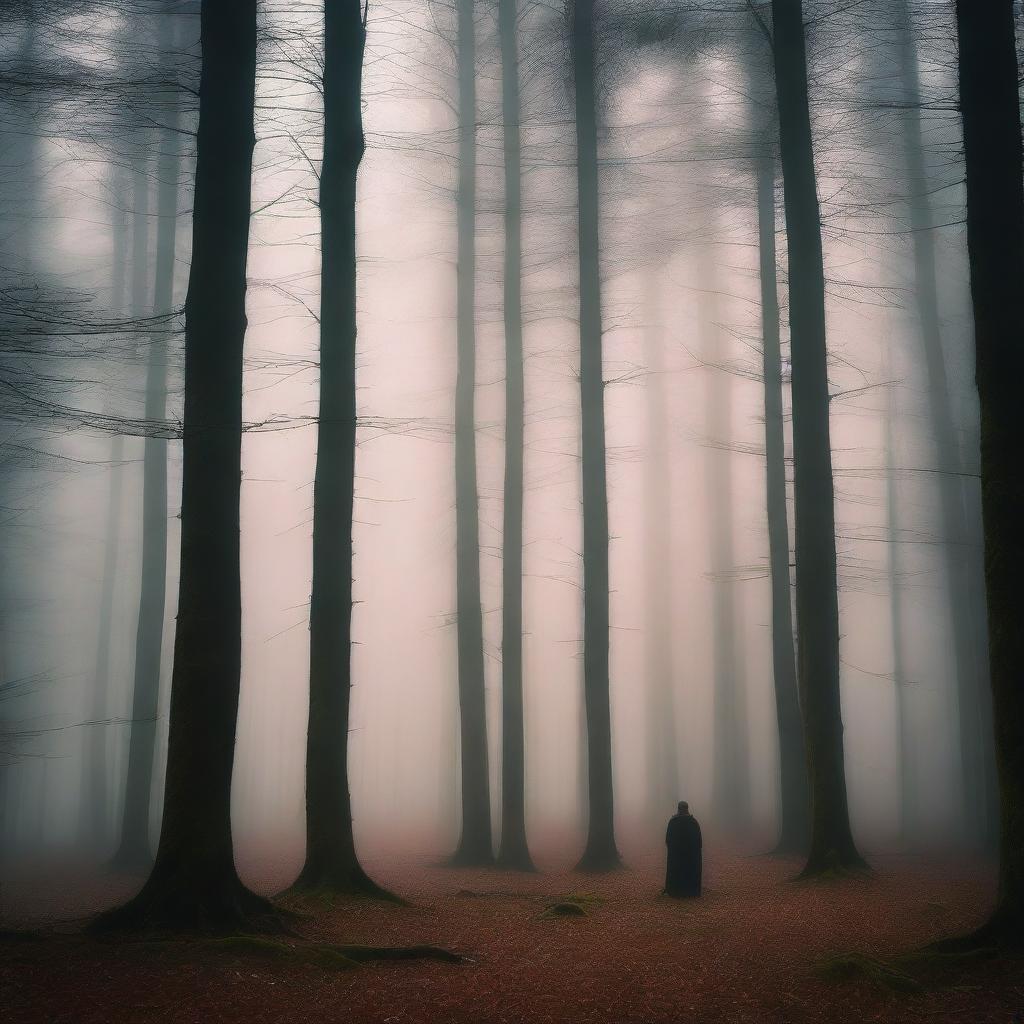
[1,843,1021,1023]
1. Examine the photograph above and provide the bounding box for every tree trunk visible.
[894,0,997,848]
[572,0,619,872]
[112,11,181,871]
[953,0,1024,944]
[642,269,678,829]
[450,0,493,867]
[700,210,750,837]
[495,0,533,873]
[756,152,808,856]
[769,0,865,876]
[295,0,385,897]
[79,187,130,853]
[96,0,271,931]
[883,354,914,845]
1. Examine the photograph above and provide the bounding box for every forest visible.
[0,0,1022,1021]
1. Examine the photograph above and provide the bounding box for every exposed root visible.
[280,881,405,910]
[817,946,1003,994]
[197,936,359,970]
[90,875,287,936]
[455,890,541,901]
[927,910,1024,953]
[288,861,403,906]
[134,935,466,968]
[336,944,465,964]
[796,850,872,883]
[541,901,588,918]
[817,952,922,993]
[540,893,601,919]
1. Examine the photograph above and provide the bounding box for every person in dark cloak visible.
[665,801,702,897]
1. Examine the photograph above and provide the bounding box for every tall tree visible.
[112,7,182,870]
[893,0,997,846]
[495,0,534,872]
[953,0,1024,945]
[79,182,130,852]
[700,204,750,836]
[295,0,385,896]
[641,265,677,829]
[572,0,620,872]
[451,0,493,867]
[769,0,865,876]
[755,150,808,855]
[98,0,271,929]
[883,355,913,844]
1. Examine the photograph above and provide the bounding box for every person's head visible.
[677,801,689,815]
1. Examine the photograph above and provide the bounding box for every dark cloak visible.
[665,812,702,897]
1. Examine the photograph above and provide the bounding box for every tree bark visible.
[883,351,914,845]
[769,0,865,876]
[894,0,997,848]
[571,0,620,872]
[699,208,750,837]
[295,0,386,897]
[79,186,130,853]
[756,152,808,856]
[495,0,534,873]
[642,269,678,829]
[96,0,271,931]
[450,0,493,867]
[112,10,181,871]
[953,0,1024,944]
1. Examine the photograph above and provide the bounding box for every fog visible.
[0,0,992,900]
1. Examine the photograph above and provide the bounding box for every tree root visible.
[817,946,1001,994]
[198,936,464,967]
[89,875,289,936]
[541,902,587,918]
[817,952,923,993]
[540,893,601,918]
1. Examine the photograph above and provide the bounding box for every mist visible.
[2,1,1021,1022]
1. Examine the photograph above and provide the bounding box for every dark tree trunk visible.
[894,0,997,848]
[96,0,271,931]
[571,0,620,872]
[495,0,534,873]
[113,12,181,871]
[756,152,809,856]
[295,0,385,897]
[954,0,1024,944]
[642,269,677,829]
[769,0,865,876]
[451,0,493,867]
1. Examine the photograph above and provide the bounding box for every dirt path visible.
[2,848,1020,1023]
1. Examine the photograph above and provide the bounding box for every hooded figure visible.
[665,801,702,897]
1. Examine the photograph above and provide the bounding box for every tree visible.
[641,263,678,830]
[882,350,913,844]
[78,178,130,853]
[952,0,1024,945]
[295,0,386,897]
[495,0,534,872]
[97,0,273,929]
[893,0,997,847]
[450,0,493,867]
[769,0,865,876]
[112,6,182,871]
[571,0,620,872]
[701,198,751,837]
[754,148,808,855]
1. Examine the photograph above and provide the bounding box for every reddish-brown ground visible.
[1,846,1020,1023]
